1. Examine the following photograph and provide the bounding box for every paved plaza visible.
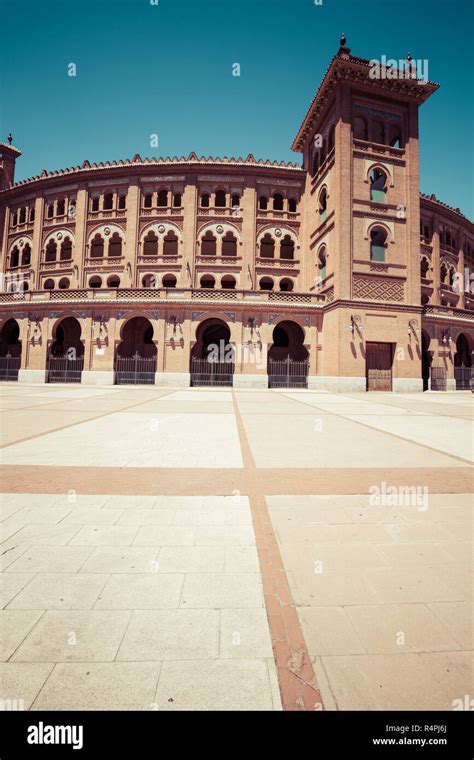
[0,385,472,710]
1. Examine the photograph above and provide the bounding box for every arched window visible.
[273,193,284,211]
[201,231,217,256]
[45,240,57,262]
[142,273,157,288]
[354,116,367,140]
[56,199,65,216]
[143,231,158,257]
[370,168,387,202]
[91,197,100,212]
[108,233,122,258]
[143,193,153,208]
[44,278,55,290]
[90,234,104,258]
[221,275,236,289]
[215,190,226,207]
[107,275,120,288]
[47,203,54,219]
[103,193,114,210]
[12,211,18,226]
[200,193,210,208]
[318,246,327,279]
[440,262,448,284]
[118,194,126,210]
[103,193,115,210]
[200,274,215,289]
[449,267,455,287]
[259,196,268,210]
[29,207,35,223]
[60,237,72,261]
[162,274,177,288]
[222,231,237,256]
[157,190,168,207]
[288,198,297,213]
[21,244,31,266]
[89,276,102,288]
[279,278,293,292]
[260,234,275,259]
[10,247,19,267]
[20,281,29,292]
[280,235,294,260]
[259,276,274,291]
[370,227,388,262]
[319,187,327,221]
[173,193,182,207]
[19,207,26,224]
[420,257,429,278]
[58,277,70,289]
[390,127,402,148]
[371,120,385,144]
[231,194,240,209]
[163,231,178,256]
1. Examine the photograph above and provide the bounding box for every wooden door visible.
[366,342,393,391]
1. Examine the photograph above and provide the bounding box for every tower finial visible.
[7,133,12,145]
[340,32,346,47]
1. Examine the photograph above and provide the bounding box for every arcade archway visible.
[0,319,21,381]
[454,333,473,390]
[115,316,157,385]
[47,317,84,383]
[267,320,309,388]
[421,331,432,392]
[190,318,234,386]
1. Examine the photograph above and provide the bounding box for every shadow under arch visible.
[0,318,21,381]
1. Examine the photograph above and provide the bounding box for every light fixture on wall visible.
[349,315,362,336]
[408,319,419,339]
[442,330,451,345]
[168,315,181,335]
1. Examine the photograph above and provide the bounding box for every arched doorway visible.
[421,331,433,392]
[115,316,157,385]
[47,317,84,383]
[0,319,21,381]
[190,318,234,387]
[454,333,473,390]
[267,320,309,388]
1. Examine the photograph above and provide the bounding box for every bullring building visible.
[0,39,473,391]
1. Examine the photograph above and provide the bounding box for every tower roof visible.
[291,42,439,152]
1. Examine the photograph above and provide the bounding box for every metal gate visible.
[430,366,447,391]
[0,355,21,381]
[190,357,234,387]
[268,357,309,389]
[366,342,393,391]
[454,366,473,390]
[47,355,84,383]
[115,354,156,385]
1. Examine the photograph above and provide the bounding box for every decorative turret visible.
[0,135,21,191]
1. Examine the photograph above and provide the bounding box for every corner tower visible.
[293,36,439,391]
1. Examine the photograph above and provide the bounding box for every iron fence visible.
[47,355,84,383]
[0,355,21,381]
[115,355,156,385]
[430,366,447,391]
[454,366,473,391]
[190,357,234,387]
[268,357,308,388]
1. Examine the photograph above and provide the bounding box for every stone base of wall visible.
[18,369,47,384]
[155,372,190,388]
[233,374,268,389]
[392,378,424,393]
[308,376,366,392]
[82,371,115,386]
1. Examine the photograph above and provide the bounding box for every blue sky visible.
[1,0,473,217]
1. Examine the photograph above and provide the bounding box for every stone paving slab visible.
[0,385,472,711]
